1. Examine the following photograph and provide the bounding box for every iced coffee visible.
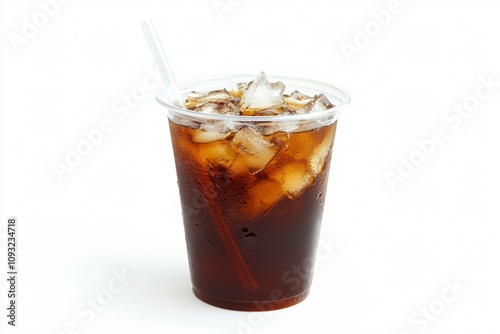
[158,73,349,311]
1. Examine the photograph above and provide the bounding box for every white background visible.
[1,0,500,333]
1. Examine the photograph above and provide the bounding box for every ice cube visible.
[192,121,232,143]
[284,90,314,111]
[239,72,285,115]
[246,178,283,217]
[231,127,278,173]
[296,93,334,114]
[232,127,270,155]
[310,125,336,175]
[232,82,248,99]
[273,160,313,199]
[198,140,236,168]
[193,101,239,115]
[186,89,237,109]
[280,129,322,162]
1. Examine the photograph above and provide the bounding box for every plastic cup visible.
[157,75,350,311]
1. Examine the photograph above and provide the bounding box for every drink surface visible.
[167,73,339,310]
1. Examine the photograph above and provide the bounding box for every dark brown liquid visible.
[169,120,337,311]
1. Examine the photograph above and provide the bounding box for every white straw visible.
[141,20,185,108]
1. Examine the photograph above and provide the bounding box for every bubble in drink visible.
[163,73,347,311]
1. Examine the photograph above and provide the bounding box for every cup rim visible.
[155,74,351,123]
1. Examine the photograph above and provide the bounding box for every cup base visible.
[192,287,310,311]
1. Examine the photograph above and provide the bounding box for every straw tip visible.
[140,20,152,28]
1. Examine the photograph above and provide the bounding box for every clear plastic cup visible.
[157,75,350,311]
